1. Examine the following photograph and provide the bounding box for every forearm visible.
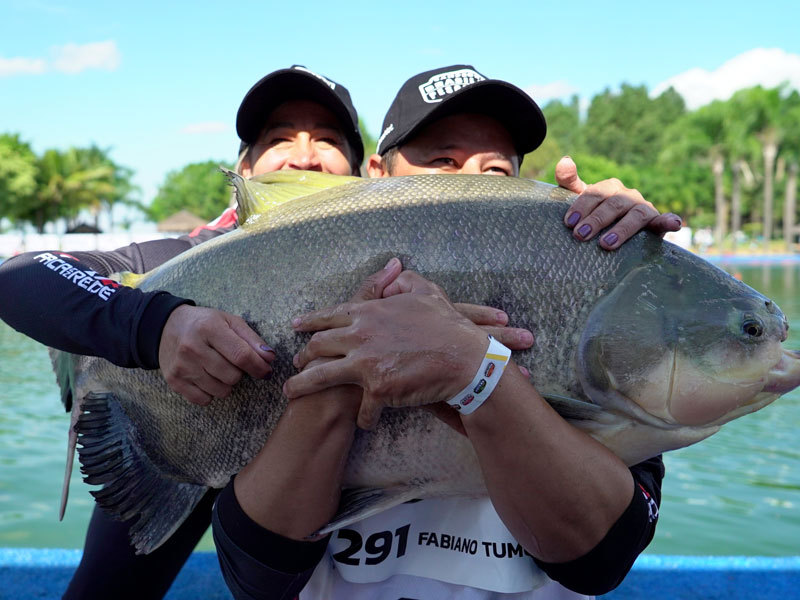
[213,482,329,600]
[0,251,191,367]
[234,387,361,540]
[461,361,634,563]
[533,455,664,594]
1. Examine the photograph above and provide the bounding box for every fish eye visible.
[742,317,764,337]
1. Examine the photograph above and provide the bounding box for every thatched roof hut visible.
[66,223,102,234]
[157,210,207,233]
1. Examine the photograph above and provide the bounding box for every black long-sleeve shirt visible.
[213,455,664,598]
[0,209,237,369]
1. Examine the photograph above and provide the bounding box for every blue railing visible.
[2,549,799,599]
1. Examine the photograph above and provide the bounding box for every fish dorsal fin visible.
[221,167,360,224]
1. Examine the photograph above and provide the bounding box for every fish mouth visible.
[762,348,800,394]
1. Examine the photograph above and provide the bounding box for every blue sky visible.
[2,0,800,214]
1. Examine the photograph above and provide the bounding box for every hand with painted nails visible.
[556,156,682,251]
[158,305,275,405]
[285,264,533,430]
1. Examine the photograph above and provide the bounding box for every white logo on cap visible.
[376,123,395,154]
[418,68,486,104]
[293,66,336,90]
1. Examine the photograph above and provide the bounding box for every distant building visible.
[66,223,102,234]
[157,210,207,233]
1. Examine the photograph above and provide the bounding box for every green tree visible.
[723,109,760,245]
[8,146,130,233]
[778,90,800,248]
[0,134,38,222]
[584,84,685,167]
[359,117,377,164]
[149,160,233,222]
[660,101,731,242]
[520,136,564,181]
[520,96,584,181]
[732,86,784,242]
[75,145,140,229]
[542,95,584,155]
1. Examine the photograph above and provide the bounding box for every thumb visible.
[357,395,383,430]
[555,156,587,194]
[350,257,403,302]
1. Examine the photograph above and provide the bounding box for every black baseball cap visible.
[375,65,546,163]
[236,65,364,166]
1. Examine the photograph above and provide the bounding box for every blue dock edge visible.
[2,550,799,599]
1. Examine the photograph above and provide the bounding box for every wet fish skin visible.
[60,172,799,553]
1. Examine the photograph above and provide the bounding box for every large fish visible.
[56,171,800,554]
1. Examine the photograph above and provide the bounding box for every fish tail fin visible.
[314,485,424,537]
[76,391,209,554]
[59,394,82,520]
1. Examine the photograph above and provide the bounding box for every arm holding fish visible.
[210,263,537,599]
[287,269,661,593]
[556,156,682,250]
[211,261,409,599]
[0,231,275,404]
[212,381,362,600]
[456,360,661,593]
[0,246,194,368]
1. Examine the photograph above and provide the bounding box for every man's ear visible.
[366,153,389,178]
[240,153,253,178]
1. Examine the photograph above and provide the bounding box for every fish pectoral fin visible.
[49,348,75,412]
[543,394,619,426]
[76,392,209,554]
[314,485,424,537]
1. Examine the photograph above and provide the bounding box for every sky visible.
[2,0,800,218]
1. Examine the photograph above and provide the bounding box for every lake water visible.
[1,261,799,555]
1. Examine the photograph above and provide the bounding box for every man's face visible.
[369,113,518,177]
[242,99,355,177]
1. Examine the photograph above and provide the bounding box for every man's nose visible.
[286,138,321,171]
[456,156,487,175]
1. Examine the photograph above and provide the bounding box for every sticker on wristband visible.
[446,335,511,415]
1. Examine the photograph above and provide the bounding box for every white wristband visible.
[446,335,511,415]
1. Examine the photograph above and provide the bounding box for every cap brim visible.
[400,80,546,158]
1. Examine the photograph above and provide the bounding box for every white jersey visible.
[300,497,592,600]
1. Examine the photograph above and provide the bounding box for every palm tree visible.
[723,111,759,247]
[780,91,800,250]
[733,86,784,244]
[25,147,123,233]
[669,101,729,245]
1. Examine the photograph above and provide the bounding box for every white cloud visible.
[652,48,800,109]
[51,40,120,74]
[180,122,229,135]
[524,81,580,104]
[0,40,120,77]
[0,56,46,76]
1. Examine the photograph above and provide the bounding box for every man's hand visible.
[285,264,533,430]
[556,156,682,250]
[159,305,275,405]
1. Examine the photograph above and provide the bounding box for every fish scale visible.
[58,171,800,554]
